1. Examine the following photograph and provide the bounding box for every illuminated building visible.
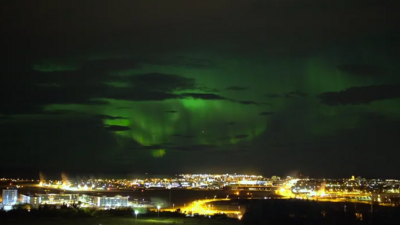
[20,194,41,209]
[2,188,18,205]
[94,195,129,207]
[79,194,96,205]
[36,193,79,204]
[131,199,156,208]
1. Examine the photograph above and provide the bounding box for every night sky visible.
[1,0,399,178]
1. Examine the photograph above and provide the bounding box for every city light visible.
[135,210,139,224]
[3,173,400,219]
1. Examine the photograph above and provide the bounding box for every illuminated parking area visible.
[161,198,242,219]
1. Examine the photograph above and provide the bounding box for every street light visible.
[135,211,139,225]
[157,206,160,218]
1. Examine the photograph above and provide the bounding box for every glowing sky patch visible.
[38,50,400,154]
[152,149,166,158]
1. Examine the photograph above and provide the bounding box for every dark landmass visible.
[242,199,400,225]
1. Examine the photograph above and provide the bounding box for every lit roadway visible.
[164,199,242,218]
[29,183,381,211]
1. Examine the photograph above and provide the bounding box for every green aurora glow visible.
[2,0,400,177]
[34,49,400,161]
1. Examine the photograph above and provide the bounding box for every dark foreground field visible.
[0,217,241,225]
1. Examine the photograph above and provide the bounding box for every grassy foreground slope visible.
[1,217,240,225]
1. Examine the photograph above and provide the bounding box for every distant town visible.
[1,173,400,220]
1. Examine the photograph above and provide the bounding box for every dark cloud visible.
[104,125,131,132]
[265,91,307,99]
[286,90,308,97]
[236,100,259,106]
[174,134,195,138]
[180,93,227,100]
[106,88,180,101]
[94,115,127,120]
[233,134,249,139]
[172,144,217,152]
[225,86,248,91]
[197,87,220,93]
[260,112,274,116]
[165,110,178,113]
[224,122,236,125]
[162,142,175,146]
[213,135,249,143]
[135,144,167,150]
[111,73,228,101]
[2,60,285,116]
[127,145,163,151]
[0,69,240,115]
[265,94,281,98]
[284,94,293,99]
[318,85,400,105]
[40,110,85,116]
[126,73,196,92]
[337,64,386,77]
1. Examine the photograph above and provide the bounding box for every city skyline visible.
[0,172,398,182]
[1,0,400,177]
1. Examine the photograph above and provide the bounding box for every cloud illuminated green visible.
[35,47,400,159]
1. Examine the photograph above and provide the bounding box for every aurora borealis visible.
[1,0,400,177]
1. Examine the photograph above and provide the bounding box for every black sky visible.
[1,0,400,178]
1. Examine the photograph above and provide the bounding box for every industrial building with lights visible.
[2,188,18,205]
